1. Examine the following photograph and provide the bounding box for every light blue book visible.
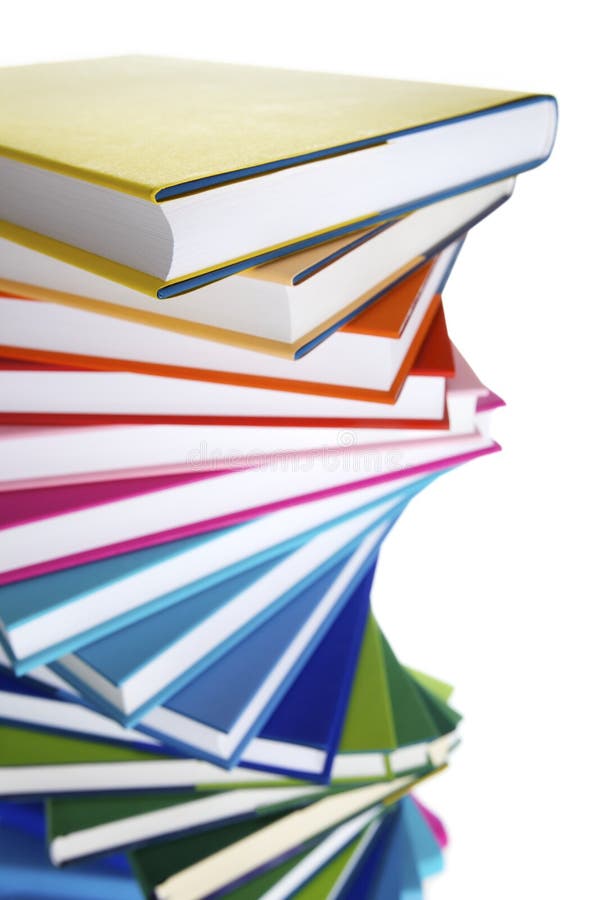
[52,496,407,726]
[335,797,444,899]
[0,472,440,674]
[371,804,421,898]
[404,795,445,880]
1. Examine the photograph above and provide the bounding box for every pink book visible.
[0,437,500,585]
[413,796,449,848]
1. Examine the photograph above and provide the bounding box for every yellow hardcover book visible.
[0,57,556,294]
[0,178,514,359]
[0,56,549,200]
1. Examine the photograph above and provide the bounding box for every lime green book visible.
[335,616,460,780]
[0,56,556,295]
[0,723,299,798]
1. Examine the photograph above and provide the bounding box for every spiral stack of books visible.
[0,56,556,899]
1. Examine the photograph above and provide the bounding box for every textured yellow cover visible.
[0,56,534,201]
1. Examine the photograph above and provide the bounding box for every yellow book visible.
[0,178,514,358]
[0,56,556,295]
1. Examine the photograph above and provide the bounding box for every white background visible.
[3,2,599,897]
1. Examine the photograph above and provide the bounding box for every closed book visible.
[46,784,326,868]
[134,552,378,767]
[0,718,308,798]
[0,56,556,293]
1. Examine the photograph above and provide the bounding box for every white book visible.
[0,757,287,799]
[0,358,446,420]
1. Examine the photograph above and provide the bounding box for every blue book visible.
[52,500,405,726]
[139,546,377,768]
[403,796,444,880]
[0,562,372,782]
[340,811,396,899]
[0,473,437,674]
[340,800,439,900]
[0,806,141,899]
[372,804,421,898]
[241,560,373,782]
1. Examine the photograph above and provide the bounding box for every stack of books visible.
[0,57,556,898]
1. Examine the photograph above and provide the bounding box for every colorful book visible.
[0,56,556,294]
[1,585,455,787]
[0,180,505,359]
[333,618,460,782]
[134,558,376,766]
[0,348,448,421]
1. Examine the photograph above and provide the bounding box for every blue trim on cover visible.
[293,194,505,360]
[154,96,555,200]
[291,220,398,285]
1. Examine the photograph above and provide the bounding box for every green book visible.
[337,616,461,779]
[0,723,169,766]
[408,666,455,703]
[293,827,368,899]
[130,775,424,900]
[47,784,328,866]
[0,721,304,798]
[130,812,288,899]
[129,789,393,899]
